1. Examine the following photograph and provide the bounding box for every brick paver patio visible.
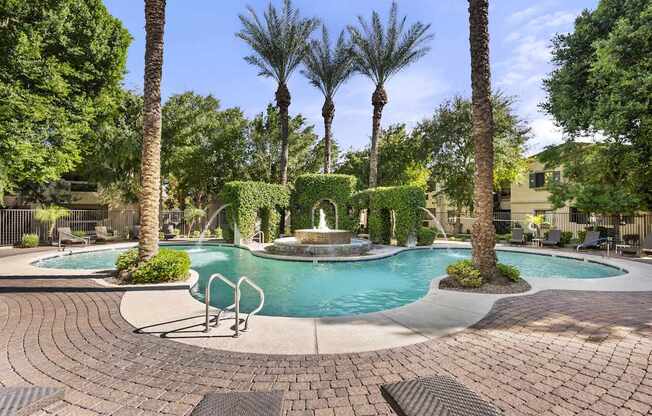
[1,276,651,416]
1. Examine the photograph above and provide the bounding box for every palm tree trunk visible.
[139,0,166,261]
[276,83,291,185]
[370,85,388,188]
[469,0,498,280]
[322,97,335,174]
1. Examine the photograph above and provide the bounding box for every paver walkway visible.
[0,276,651,416]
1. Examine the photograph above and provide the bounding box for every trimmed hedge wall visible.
[291,174,357,231]
[220,181,290,243]
[352,186,426,246]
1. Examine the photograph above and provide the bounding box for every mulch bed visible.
[439,276,531,294]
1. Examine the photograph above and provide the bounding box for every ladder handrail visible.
[204,273,239,333]
[251,230,265,244]
[236,276,265,331]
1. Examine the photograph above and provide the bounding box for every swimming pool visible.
[35,245,624,317]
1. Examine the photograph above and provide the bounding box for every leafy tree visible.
[415,96,528,226]
[542,0,652,210]
[348,1,432,187]
[139,0,166,261]
[468,0,497,280]
[161,92,249,207]
[0,0,130,201]
[237,0,318,185]
[246,104,326,183]
[301,26,355,173]
[336,124,429,190]
[183,205,206,234]
[34,205,70,241]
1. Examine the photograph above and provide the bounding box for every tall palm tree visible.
[139,0,166,261]
[468,0,497,279]
[301,26,355,173]
[237,0,318,185]
[348,2,432,188]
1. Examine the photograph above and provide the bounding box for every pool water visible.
[36,245,623,317]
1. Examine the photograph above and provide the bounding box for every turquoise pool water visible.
[36,245,623,317]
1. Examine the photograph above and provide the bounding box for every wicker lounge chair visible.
[162,224,176,240]
[576,231,606,251]
[381,375,502,416]
[621,233,652,256]
[57,227,90,247]
[509,228,525,245]
[95,226,119,243]
[542,229,561,247]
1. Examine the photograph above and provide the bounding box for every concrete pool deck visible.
[4,242,651,355]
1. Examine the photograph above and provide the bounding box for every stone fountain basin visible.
[294,229,352,245]
[267,236,371,257]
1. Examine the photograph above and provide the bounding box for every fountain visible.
[266,209,371,257]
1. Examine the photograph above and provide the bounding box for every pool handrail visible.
[204,273,238,334]
[237,276,265,331]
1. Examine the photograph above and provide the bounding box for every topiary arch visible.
[220,181,290,244]
[291,174,357,231]
[352,186,426,246]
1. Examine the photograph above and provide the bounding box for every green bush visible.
[191,230,201,238]
[158,231,164,240]
[223,226,234,243]
[21,233,39,248]
[577,230,586,243]
[173,228,181,236]
[446,260,483,288]
[352,185,426,246]
[116,248,190,284]
[290,174,357,231]
[214,227,223,239]
[416,227,436,246]
[560,231,573,245]
[220,181,290,242]
[497,263,520,282]
[203,229,212,238]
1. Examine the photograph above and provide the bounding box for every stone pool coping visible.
[3,241,652,354]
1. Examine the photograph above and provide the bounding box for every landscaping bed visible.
[439,275,531,294]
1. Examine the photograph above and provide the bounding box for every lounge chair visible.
[132,225,140,240]
[95,226,119,243]
[576,231,606,251]
[162,224,176,240]
[621,233,652,256]
[57,227,90,248]
[509,228,525,245]
[542,229,561,247]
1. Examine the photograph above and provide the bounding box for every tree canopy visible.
[543,0,652,210]
[0,0,131,200]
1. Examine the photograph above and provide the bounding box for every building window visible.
[447,210,458,225]
[528,171,560,189]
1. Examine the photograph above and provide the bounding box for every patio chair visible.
[621,233,652,256]
[509,228,525,245]
[95,226,119,243]
[57,227,90,248]
[542,229,561,247]
[162,224,176,240]
[132,225,140,240]
[576,231,606,251]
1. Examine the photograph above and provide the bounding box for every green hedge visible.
[352,186,426,246]
[220,181,290,243]
[416,227,437,246]
[116,248,190,284]
[291,174,357,232]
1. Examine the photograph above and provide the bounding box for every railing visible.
[203,273,265,337]
[251,230,265,244]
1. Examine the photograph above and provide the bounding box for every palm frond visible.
[301,25,355,98]
[236,0,319,83]
[347,1,433,85]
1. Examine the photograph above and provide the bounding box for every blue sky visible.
[103,0,598,154]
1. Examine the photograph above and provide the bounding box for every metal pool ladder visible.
[204,273,265,337]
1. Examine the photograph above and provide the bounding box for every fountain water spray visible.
[196,203,231,248]
[419,207,454,255]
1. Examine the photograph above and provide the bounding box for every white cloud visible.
[528,117,564,154]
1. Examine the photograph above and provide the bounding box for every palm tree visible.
[348,2,432,188]
[468,0,498,279]
[139,0,166,261]
[237,0,318,185]
[34,205,70,241]
[301,26,355,173]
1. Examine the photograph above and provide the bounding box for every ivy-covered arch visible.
[220,181,290,244]
[290,174,357,231]
[352,186,426,246]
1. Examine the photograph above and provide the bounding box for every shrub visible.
[497,263,520,282]
[158,231,164,240]
[560,231,573,246]
[191,230,201,238]
[203,229,212,238]
[173,228,181,236]
[21,233,39,248]
[214,227,223,239]
[416,227,436,246]
[577,230,587,243]
[116,248,190,284]
[446,260,483,288]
